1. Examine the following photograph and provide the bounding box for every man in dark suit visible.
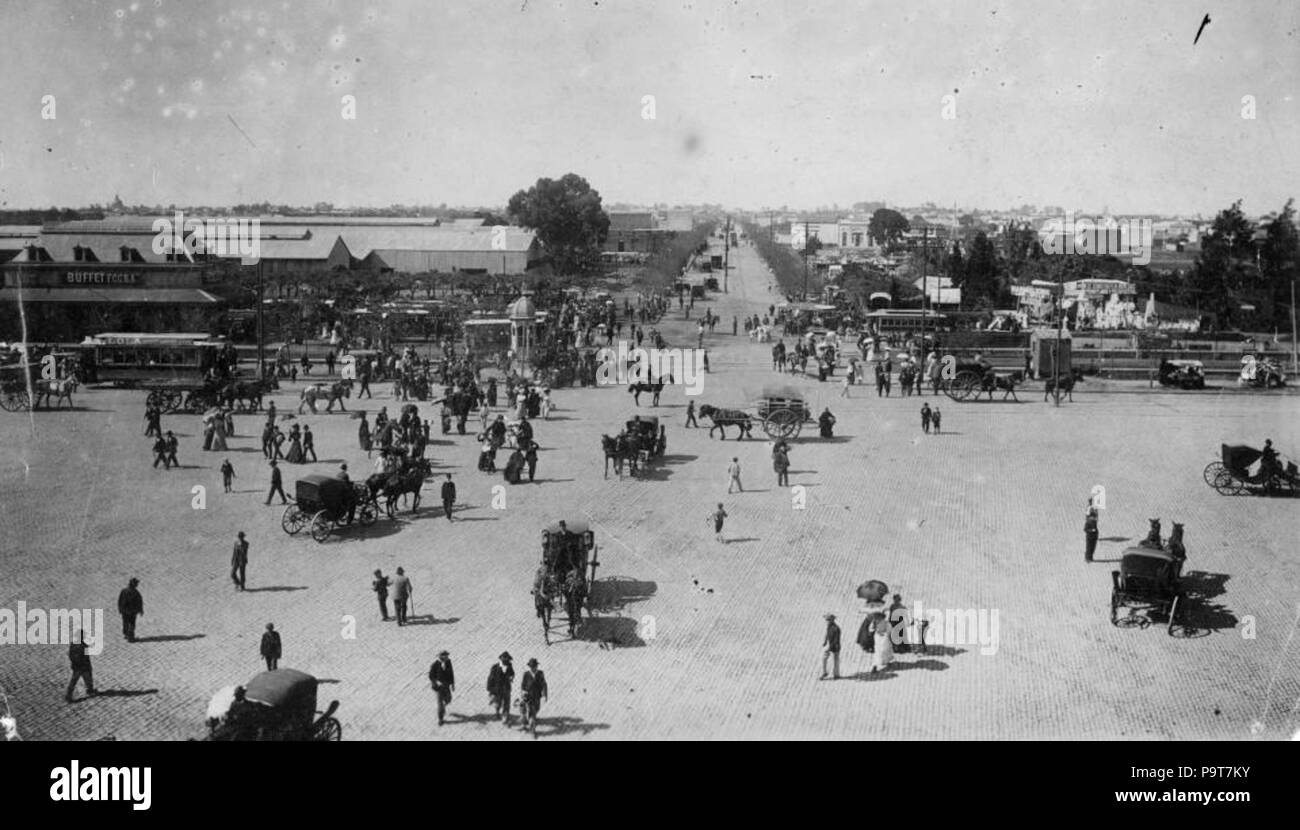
[65,631,96,703]
[163,430,179,468]
[487,652,516,725]
[231,531,249,591]
[260,623,282,670]
[1084,507,1099,563]
[265,459,287,505]
[372,569,390,621]
[520,657,547,736]
[820,613,841,680]
[429,650,455,726]
[440,474,456,521]
[117,577,144,642]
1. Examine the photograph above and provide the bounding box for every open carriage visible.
[940,359,995,402]
[533,520,602,645]
[205,669,342,741]
[0,360,37,412]
[1203,443,1298,497]
[1110,547,1184,634]
[281,474,378,543]
[756,385,811,439]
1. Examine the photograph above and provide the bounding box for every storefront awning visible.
[0,287,222,304]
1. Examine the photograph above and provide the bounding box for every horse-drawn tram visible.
[282,474,378,543]
[83,332,263,412]
[205,669,342,741]
[533,520,601,644]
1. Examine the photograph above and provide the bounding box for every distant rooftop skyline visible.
[0,0,1296,216]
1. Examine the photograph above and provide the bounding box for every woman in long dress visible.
[285,431,304,464]
[872,612,895,673]
[358,415,372,456]
[211,410,229,452]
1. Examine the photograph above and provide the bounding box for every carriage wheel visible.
[763,409,801,440]
[358,501,378,527]
[0,388,29,412]
[1202,462,1225,487]
[281,504,308,535]
[1212,471,1240,496]
[315,717,342,742]
[944,371,980,402]
[309,511,332,543]
[1165,595,1181,636]
[163,390,183,413]
[182,392,208,414]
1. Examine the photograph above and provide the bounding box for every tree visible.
[963,232,1000,308]
[868,208,909,247]
[1260,199,1299,329]
[507,173,611,276]
[1190,200,1257,328]
[946,242,964,288]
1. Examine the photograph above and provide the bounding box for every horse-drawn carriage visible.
[0,360,37,412]
[1203,443,1297,497]
[282,474,378,542]
[601,415,665,477]
[1157,359,1206,390]
[533,520,601,645]
[1238,355,1286,389]
[1110,547,1184,634]
[1,356,81,411]
[205,669,342,741]
[756,385,811,439]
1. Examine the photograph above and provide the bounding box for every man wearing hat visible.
[520,657,548,736]
[391,567,412,625]
[820,613,841,680]
[260,623,282,670]
[231,531,249,591]
[163,430,179,469]
[428,650,455,726]
[265,458,286,505]
[372,569,391,621]
[117,577,144,642]
[486,652,516,725]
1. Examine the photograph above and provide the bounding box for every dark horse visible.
[629,373,673,406]
[366,460,429,517]
[601,433,639,478]
[1043,371,1084,402]
[980,371,1023,402]
[698,405,754,440]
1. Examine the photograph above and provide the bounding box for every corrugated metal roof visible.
[0,287,220,304]
[340,227,536,257]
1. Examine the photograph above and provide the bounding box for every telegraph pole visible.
[256,258,265,381]
[802,223,810,302]
[920,226,929,354]
[1291,278,1298,374]
[723,215,730,293]
[1053,273,1064,407]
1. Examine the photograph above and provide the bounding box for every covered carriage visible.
[533,520,601,644]
[1157,359,1206,390]
[281,473,378,543]
[0,360,37,412]
[1110,547,1184,634]
[205,669,341,741]
[756,385,811,439]
[625,415,665,464]
[1203,443,1297,496]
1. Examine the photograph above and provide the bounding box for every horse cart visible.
[626,415,665,465]
[1110,547,1184,635]
[0,361,36,412]
[533,520,601,645]
[145,378,224,414]
[940,359,995,402]
[205,669,342,741]
[282,474,378,543]
[757,385,811,439]
[1203,443,1297,497]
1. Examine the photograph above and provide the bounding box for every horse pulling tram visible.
[205,669,342,741]
[533,520,601,645]
[282,474,378,543]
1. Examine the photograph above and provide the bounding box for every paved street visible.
[2,237,1298,740]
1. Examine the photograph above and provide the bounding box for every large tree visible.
[1190,200,1257,328]
[962,231,1001,308]
[507,173,611,275]
[868,208,910,247]
[1259,199,1300,328]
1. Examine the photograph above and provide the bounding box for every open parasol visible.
[856,579,890,602]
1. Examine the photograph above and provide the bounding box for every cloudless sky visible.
[0,0,1296,215]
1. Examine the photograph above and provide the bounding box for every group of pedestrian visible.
[820,593,915,680]
[425,650,549,736]
[919,403,943,434]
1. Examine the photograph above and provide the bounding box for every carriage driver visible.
[1261,439,1281,477]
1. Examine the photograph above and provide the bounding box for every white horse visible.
[34,376,78,409]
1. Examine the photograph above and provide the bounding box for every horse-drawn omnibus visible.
[81,332,241,412]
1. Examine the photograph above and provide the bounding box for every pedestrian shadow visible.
[317,678,342,684]
[243,585,308,593]
[404,615,460,626]
[532,478,575,484]
[1100,536,1132,543]
[92,688,160,698]
[661,453,697,465]
[446,712,501,726]
[930,432,963,436]
[817,436,852,443]
[134,634,206,643]
[453,516,499,522]
[911,645,967,658]
[887,658,952,672]
[726,537,760,544]
[537,716,611,738]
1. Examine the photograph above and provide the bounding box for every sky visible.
[0,0,1296,216]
